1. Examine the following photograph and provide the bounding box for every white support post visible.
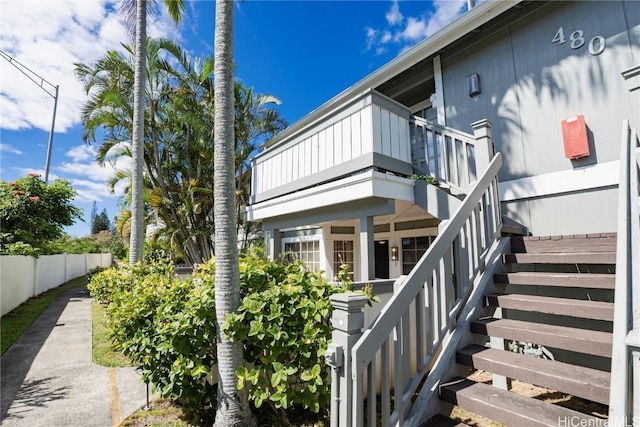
[266,228,280,260]
[471,119,494,177]
[359,216,375,281]
[326,293,370,427]
[433,56,446,126]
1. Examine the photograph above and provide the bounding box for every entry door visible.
[374,240,390,279]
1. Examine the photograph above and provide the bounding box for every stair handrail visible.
[348,152,503,426]
[609,119,640,424]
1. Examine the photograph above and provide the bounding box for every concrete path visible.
[1,285,150,427]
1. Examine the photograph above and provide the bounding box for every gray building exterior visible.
[247,0,640,280]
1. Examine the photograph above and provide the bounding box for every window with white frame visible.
[333,240,354,280]
[284,240,321,272]
[401,236,434,275]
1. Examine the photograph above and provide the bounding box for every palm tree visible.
[233,84,286,252]
[118,0,184,265]
[213,1,256,425]
[75,38,284,266]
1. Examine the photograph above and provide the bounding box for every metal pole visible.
[44,85,59,183]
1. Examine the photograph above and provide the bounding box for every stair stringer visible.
[404,237,511,427]
[413,179,462,220]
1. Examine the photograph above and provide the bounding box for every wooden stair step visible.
[439,378,605,427]
[494,272,615,289]
[509,235,617,254]
[471,318,612,358]
[484,293,614,321]
[502,252,616,264]
[420,414,471,426]
[456,345,610,404]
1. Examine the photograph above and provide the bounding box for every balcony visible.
[248,89,484,223]
[250,89,413,205]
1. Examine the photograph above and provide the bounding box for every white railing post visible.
[609,119,640,425]
[471,119,494,178]
[326,293,370,427]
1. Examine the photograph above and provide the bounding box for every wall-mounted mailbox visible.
[561,115,589,159]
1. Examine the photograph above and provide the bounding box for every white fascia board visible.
[261,0,522,152]
[499,159,620,202]
[247,171,415,221]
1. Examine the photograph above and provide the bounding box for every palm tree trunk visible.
[213,1,256,426]
[129,0,146,265]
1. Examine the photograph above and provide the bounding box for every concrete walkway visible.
[1,285,149,427]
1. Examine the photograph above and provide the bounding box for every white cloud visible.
[57,161,115,182]
[0,0,183,133]
[70,177,118,202]
[400,17,428,42]
[0,144,23,154]
[385,1,403,26]
[365,0,467,55]
[424,0,469,37]
[66,144,97,162]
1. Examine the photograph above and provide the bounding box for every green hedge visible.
[87,253,375,424]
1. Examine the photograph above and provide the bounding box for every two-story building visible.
[247,0,639,284]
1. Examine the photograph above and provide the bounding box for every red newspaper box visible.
[561,115,589,159]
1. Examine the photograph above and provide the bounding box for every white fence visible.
[0,253,113,316]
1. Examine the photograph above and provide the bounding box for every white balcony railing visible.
[251,90,412,204]
[410,117,477,192]
[250,89,484,209]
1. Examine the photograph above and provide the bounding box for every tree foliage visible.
[90,202,112,235]
[117,0,185,265]
[0,174,82,254]
[74,37,285,265]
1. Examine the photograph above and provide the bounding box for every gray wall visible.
[440,1,639,235]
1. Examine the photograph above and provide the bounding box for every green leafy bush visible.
[88,261,217,422]
[410,173,439,185]
[1,241,42,257]
[0,174,82,253]
[88,254,375,424]
[224,256,375,425]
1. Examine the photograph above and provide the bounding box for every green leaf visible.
[248,320,263,336]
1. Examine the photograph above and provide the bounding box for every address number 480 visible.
[552,27,606,56]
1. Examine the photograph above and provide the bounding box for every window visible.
[333,240,354,280]
[401,236,434,275]
[284,240,320,272]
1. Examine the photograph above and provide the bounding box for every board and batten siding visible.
[440,0,639,235]
[252,90,411,200]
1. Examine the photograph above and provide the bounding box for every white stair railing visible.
[609,119,640,425]
[345,153,502,426]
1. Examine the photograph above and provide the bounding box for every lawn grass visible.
[91,300,132,367]
[1,275,88,355]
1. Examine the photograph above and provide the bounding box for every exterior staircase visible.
[432,234,616,426]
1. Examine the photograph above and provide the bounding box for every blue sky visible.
[0,0,469,237]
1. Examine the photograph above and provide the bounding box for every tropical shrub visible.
[224,255,375,425]
[89,254,375,424]
[0,174,82,254]
[89,260,217,421]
